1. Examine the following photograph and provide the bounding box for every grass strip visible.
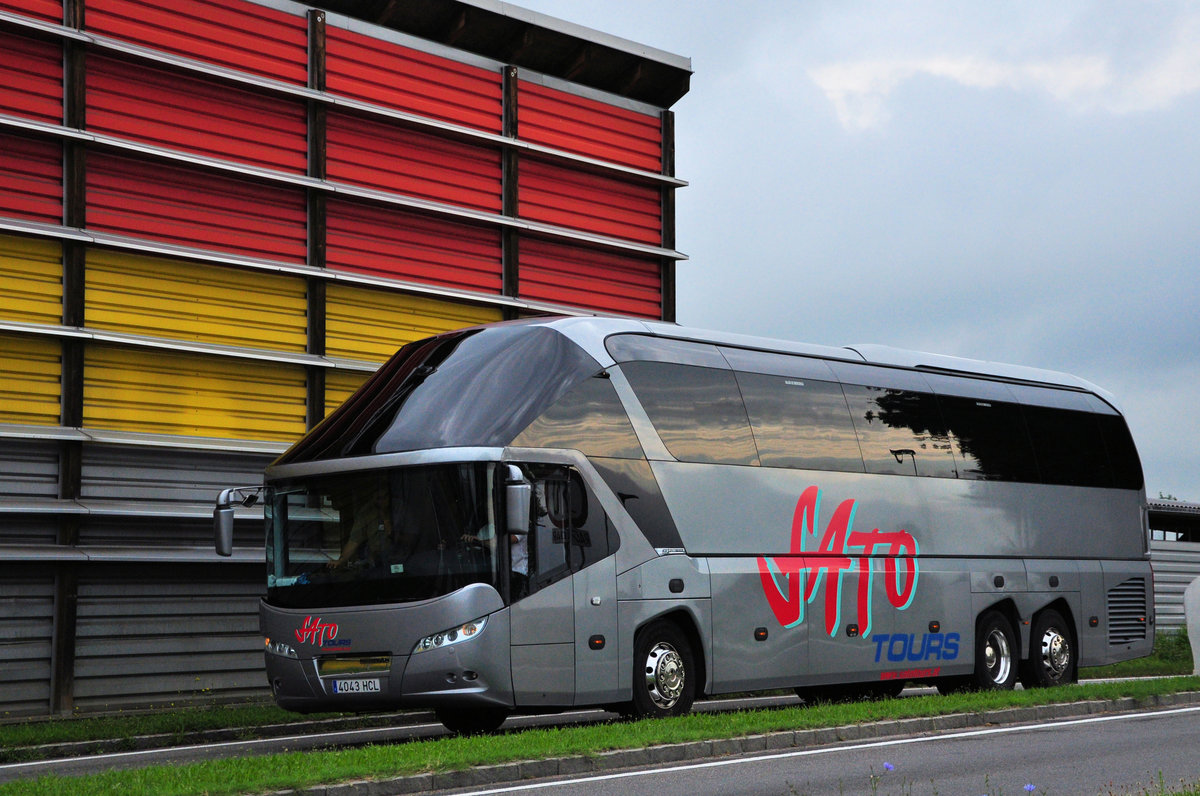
[0,705,371,753]
[1083,629,1193,678]
[2,676,1197,796]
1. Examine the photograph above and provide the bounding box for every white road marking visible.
[452,705,1200,795]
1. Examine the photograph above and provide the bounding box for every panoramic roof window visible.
[511,373,645,459]
[278,325,601,463]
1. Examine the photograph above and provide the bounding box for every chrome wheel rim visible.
[1040,627,1071,679]
[983,628,1011,685]
[644,641,685,709]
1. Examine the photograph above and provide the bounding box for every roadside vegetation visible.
[1082,629,1193,678]
[0,704,365,759]
[1,676,1197,796]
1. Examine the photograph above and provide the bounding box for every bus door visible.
[508,465,619,707]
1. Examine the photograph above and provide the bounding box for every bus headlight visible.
[412,616,488,655]
[265,637,298,659]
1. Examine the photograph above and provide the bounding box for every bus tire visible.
[1020,609,1077,688]
[435,707,509,735]
[630,620,696,718]
[973,610,1018,690]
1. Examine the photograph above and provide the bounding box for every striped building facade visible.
[0,0,690,716]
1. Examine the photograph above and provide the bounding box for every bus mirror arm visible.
[506,483,532,535]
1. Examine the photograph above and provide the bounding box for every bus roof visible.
[535,317,1121,409]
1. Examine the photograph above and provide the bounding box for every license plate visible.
[331,678,380,694]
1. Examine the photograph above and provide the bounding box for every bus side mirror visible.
[214,489,237,557]
[214,505,234,557]
[506,483,531,535]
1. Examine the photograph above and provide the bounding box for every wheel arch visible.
[1029,598,1077,656]
[634,607,709,698]
[977,597,1023,661]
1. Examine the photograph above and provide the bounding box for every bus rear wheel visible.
[630,621,696,718]
[435,706,509,735]
[1020,609,1076,688]
[972,611,1018,690]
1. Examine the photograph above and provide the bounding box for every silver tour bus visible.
[214,317,1153,733]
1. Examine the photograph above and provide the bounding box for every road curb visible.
[271,691,1200,795]
[6,711,435,763]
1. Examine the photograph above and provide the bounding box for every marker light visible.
[412,616,488,654]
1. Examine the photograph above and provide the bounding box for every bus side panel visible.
[1096,559,1155,664]
[573,556,622,705]
[647,462,1146,561]
[511,577,574,706]
[708,557,808,694]
[803,559,975,685]
[1077,560,1108,667]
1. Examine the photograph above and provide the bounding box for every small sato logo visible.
[295,616,339,647]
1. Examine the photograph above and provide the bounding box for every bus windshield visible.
[265,462,500,609]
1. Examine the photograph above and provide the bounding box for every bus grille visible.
[1107,577,1148,645]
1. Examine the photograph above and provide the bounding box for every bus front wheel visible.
[435,706,508,735]
[973,611,1018,690]
[630,621,696,718]
[1020,609,1077,688]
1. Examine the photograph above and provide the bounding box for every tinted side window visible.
[1023,406,1112,487]
[936,396,1039,482]
[589,457,684,550]
[511,373,644,459]
[735,372,864,472]
[1097,415,1144,490]
[842,385,957,477]
[621,361,759,466]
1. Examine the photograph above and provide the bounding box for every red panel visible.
[85,0,307,85]
[0,133,62,224]
[0,0,61,22]
[327,111,501,213]
[519,81,662,173]
[326,26,501,133]
[519,237,661,319]
[0,31,62,123]
[87,152,307,262]
[87,54,307,173]
[326,199,502,294]
[520,158,662,246]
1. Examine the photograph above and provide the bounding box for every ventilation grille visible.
[1107,577,1148,645]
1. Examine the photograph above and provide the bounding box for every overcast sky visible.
[514,1,1200,501]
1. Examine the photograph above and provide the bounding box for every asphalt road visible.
[438,706,1200,796]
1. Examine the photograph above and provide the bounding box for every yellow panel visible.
[0,333,61,426]
[325,285,501,362]
[0,235,63,325]
[86,250,308,351]
[83,345,306,441]
[324,369,372,418]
